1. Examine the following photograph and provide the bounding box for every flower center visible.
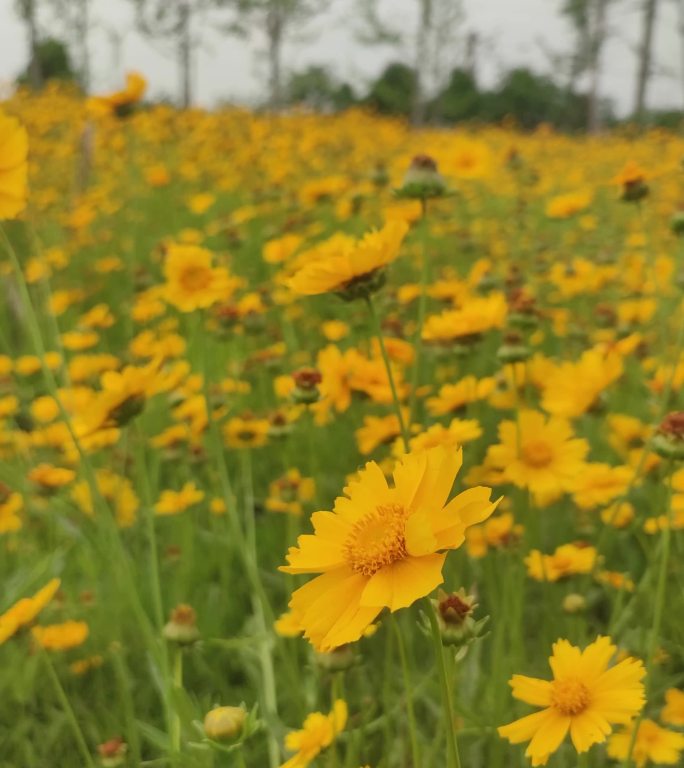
[551,678,591,716]
[343,504,408,576]
[180,266,212,292]
[521,439,553,468]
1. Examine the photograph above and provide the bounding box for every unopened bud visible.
[203,705,247,742]
[97,737,127,768]
[163,604,200,645]
[562,594,586,614]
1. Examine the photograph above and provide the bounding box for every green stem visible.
[426,600,462,768]
[43,651,96,768]
[390,614,421,768]
[365,294,410,450]
[408,208,430,425]
[623,463,674,768]
[170,646,183,754]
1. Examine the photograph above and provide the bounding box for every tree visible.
[49,0,93,91]
[633,0,659,121]
[355,0,464,124]
[134,0,210,107]
[17,37,76,85]
[366,62,417,115]
[227,0,332,110]
[14,0,42,89]
[429,67,480,122]
[286,65,356,111]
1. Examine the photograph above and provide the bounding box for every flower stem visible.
[365,294,410,450]
[623,464,675,768]
[426,600,462,768]
[170,646,183,754]
[43,650,96,768]
[390,614,421,768]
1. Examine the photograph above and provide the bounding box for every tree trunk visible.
[78,0,91,92]
[25,0,43,89]
[412,0,432,125]
[587,0,608,133]
[266,2,284,110]
[178,0,192,108]
[678,0,684,109]
[633,0,658,122]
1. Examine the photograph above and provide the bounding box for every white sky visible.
[0,0,682,115]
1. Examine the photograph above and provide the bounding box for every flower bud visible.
[97,737,127,768]
[163,604,200,645]
[431,588,489,652]
[562,594,586,614]
[670,212,684,236]
[203,705,247,742]
[653,412,684,460]
[396,154,447,200]
[291,368,322,405]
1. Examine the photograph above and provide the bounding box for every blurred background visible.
[1,0,683,131]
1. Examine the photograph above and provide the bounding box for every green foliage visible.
[17,38,76,87]
[365,62,417,115]
[286,66,356,111]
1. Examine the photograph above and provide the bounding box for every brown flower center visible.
[344,504,408,576]
[521,439,553,468]
[551,678,591,716]
[180,266,212,292]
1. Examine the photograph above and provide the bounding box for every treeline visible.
[287,62,684,131]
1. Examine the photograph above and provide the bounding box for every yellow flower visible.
[607,719,684,767]
[422,294,507,344]
[223,416,271,448]
[0,110,28,220]
[355,413,404,455]
[280,445,499,651]
[499,636,645,766]
[154,482,205,517]
[540,348,623,418]
[28,464,76,491]
[288,220,408,297]
[274,610,303,638]
[71,470,139,528]
[570,463,634,510]
[281,700,347,768]
[525,543,597,582]
[545,189,592,219]
[485,410,587,506]
[0,578,61,645]
[32,621,89,651]
[426,376,496,417]
[465,511,522,558]
[662,689,684,726]
[163,243,238,312]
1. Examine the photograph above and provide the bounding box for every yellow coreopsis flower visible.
[525,543,597,582]
[287,220,408,297]
[281,700,347,768]
[662,688,684,726]
[485,410,588,506]
[0,110,28,220]
[499,636,645,766]
[32,620,89,651]
[163,244,238,312]
[607,719,684,767]
[154,482,205,517]
[280,444,499,651]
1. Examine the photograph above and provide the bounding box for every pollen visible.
[521,439,553,468]
[551,677,591,716]
[343,503,408,576]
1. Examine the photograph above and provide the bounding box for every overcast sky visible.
[0,0,682,115]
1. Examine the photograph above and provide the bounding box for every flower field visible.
[2,77,684,768]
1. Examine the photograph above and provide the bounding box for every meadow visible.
[1,75,684,768]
